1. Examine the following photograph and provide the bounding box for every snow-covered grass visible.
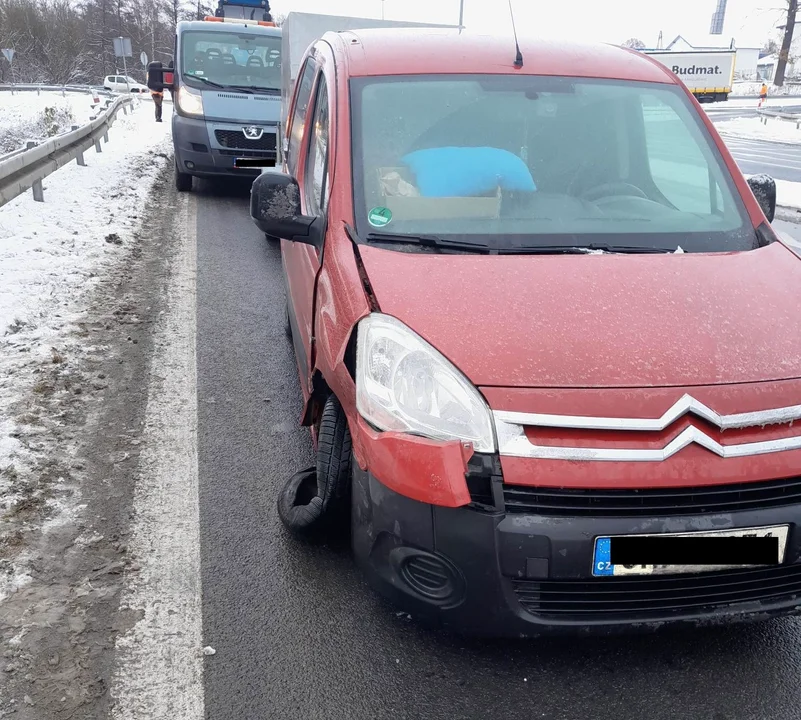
[730,81,801,98]
[0,91,102,155]
[716,116,801,145]
[776,180,801,211]
[0,101,172,515]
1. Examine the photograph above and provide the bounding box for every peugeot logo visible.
[243,126,263,140]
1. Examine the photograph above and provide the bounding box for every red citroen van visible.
[250,29,801,637]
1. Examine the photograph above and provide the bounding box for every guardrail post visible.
[72,126,86,166]
[26,142,45,202]
[94,138,102,153]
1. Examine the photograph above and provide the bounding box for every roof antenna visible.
[509,0,523,68]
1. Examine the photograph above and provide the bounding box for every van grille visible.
[214,129,275,151]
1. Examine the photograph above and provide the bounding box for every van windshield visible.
[181,30,281,93]
[351,75,757,253]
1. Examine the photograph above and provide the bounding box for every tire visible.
[277,395,352,538]
[175,162,192,192]
[284,298,292,339]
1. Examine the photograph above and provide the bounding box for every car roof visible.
[330,29,673,84]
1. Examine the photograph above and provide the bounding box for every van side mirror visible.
[146,60,174,91]
[746,174,776,223]
[250,170,322,246]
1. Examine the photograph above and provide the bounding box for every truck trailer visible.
[643,50,736,103]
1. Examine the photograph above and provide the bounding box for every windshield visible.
[180,30,281,92]
[351,75,756,253]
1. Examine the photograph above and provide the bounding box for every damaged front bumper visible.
[351,465,801,637]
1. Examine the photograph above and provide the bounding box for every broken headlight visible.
[356,313,496,453]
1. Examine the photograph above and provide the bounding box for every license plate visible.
[234,157,275,169]
[592,525,789,577]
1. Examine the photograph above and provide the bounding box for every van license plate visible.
[234,157,275,169]
[592,525,789,577]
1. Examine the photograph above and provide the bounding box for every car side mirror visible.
[747,174,776,223]
[250,170,321,246]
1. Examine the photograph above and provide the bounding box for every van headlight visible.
[178,85,203,116]
[356,314,496,452]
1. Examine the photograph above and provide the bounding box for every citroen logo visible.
[243,126,263,140]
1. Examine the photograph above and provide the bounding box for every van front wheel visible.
[175,162,192,192]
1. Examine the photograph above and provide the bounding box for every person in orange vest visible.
[759,82,768,107]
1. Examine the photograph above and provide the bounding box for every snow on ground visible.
[730,81,801,98]
[0,101,171,577]
[716,116,801,145]
[776,180,801,211]
[0,90,119,155]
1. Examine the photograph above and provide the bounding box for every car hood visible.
[200,89,281,124]
[357,242,801,388]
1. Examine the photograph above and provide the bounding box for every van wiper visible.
[364,232,492,254]
[503,243,675,255]
[185,75,227,90]
[230,85,281,95]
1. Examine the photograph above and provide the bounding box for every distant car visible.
[103,75,148,93]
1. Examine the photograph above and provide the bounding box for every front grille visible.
[215,129,275,151]
[217,149,276,157]
[512,564,801,619]
[503,477,801,517]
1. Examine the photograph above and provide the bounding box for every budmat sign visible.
[671,64,724,79]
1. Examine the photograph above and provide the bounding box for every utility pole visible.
[776,0,799,87]
[459,0,465,29]
[381,0,385,20]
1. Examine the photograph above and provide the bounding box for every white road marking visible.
[109,193,204,719]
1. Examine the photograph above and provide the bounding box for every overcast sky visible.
[269,0,786,49]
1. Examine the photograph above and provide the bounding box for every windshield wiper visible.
[503,243,675,255]
[583,243,675,254]
[363,232,492,254]
[229,85,280,95]
[185,75,228,90]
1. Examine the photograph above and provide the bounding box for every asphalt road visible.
[705,102,801,182]
[194,179,801,720]
[704,99,801,123]
[723,136,801,182]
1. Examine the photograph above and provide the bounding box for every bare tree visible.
[621,38,646,50]
[776,0,799,86]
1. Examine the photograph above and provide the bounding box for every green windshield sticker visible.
[368,206,392,227]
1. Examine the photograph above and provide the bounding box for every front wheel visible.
[277,395,352,538]
[175,162,192,192]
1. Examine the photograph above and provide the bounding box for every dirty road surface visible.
[4,171,801,719]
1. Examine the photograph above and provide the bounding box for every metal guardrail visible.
[757,108,801,128]
[0,94,135,207]
[0,83,114,97]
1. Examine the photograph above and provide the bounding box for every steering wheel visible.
[581,182,649,202]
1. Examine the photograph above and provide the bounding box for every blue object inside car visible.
[401,147,537,198]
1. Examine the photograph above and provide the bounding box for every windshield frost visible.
[352,75,755,252]
[181,30,281,92]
